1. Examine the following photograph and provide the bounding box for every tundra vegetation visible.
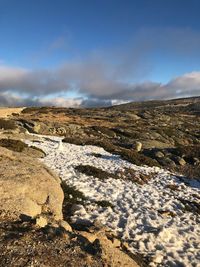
[14,96,200,179]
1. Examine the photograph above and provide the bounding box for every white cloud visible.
[0,65,200,107]
[0,92,83,108]
[0,64,199,107]
[39,97,82,107]
[0,65,27,81]
[1,26,200,107]
[165,72,200,94]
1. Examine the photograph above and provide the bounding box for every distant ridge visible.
[108,96,200,111]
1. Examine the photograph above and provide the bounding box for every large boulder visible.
[142,140,174,149]
[0,147,63,221]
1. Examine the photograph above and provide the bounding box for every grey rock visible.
[155,151,165,158]
[135,142,142,152]
[193,157,200,165]
[174,156,186,166]
[158,157,176,167]
[128,114,140,120]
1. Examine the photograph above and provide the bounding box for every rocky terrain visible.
[0,133,140,267]
[11,96,200,179]
[0,96,199,267]
[24,133,200,267]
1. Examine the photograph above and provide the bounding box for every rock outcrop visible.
[0,146,63,221]
[79,230,140,267]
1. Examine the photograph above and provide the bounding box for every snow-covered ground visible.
[25,134,200,267]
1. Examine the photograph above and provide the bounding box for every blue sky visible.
[0,0,200,106]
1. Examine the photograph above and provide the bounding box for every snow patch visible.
[25,134,200,267]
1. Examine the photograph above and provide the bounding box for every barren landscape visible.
[0,107,25,118]
[1,1,200,266]
[0,96,199,267]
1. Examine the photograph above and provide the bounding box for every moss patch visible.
[61,181,87,220]
[61,181,86,204]
[119,149,160,167]
[95,200,114,209]
[0,119,17,130]
[75,165,117,180]
[116,168,154,185]
[173,145,200,163]
[173,165,200,180]
[29,146,46,157]
[0,139,46,157]
[0,139,28,152]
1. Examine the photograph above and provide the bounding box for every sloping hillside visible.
[13,96,200,180]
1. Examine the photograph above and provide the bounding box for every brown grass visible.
[173,145,200,163]
[0,119,17,130]
[174,165,200,180]
[0,139,28,152]
[0,139,46,157]
[75,164,153,185]
[116,168,154,185]
[119,149,160,167]
[75,165,117,180]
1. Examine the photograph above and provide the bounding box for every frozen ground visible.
[25,134,200,267]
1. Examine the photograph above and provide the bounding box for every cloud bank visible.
[0,62,200,107]
[1,27,200,107]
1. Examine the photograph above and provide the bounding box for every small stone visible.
[155,151,165,158]
[129,114,140,120]
[153,254,163,263]
[59,220,72,232]
[112,238,121,248]
[193,157,200,165]
[71,204,85,213]
[135,142,142,152]
[33,123,41,133]
[159,157,176,167]
[79,231,97,243]
[177,157,186,166]
[36,216,48,228]
[57,140,63,150]
[123,242,130,250]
